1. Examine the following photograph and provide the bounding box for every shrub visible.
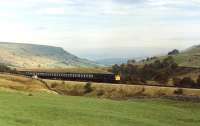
[51,82,59,88]
[28,93,33,96]
[196,75,200,88]
[173,77,181,87]
[168,49,180,55]
[61,81,65,85]
[96,90,104,97]
[174,88,183,95]
[84,82,93,94]
[180,77,196,88]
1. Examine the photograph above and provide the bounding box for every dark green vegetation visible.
[0,91,200,126]
[0,42,98,68]
[111,56,177,84]
[0,63,15,72]
[111,56,200,88]
[46,79,200,99]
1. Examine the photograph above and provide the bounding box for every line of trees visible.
[0,63,16,73]
[173,76,200,88]
[111,56,178,84]
[111,56,200,88]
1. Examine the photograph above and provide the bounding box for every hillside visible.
[138,45,200,68]
[0,42,98,68]
[168,45,200,68]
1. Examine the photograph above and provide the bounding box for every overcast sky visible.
[0,0,200,56]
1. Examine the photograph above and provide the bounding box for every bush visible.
[96,90,105,97]
[51,82,59,88]
[28,93,33,96]
[174,89,183,95]
[196,75,200,88]
[168,49,180,55]
[173,77,181,87]
[180,77,196,88]
[84,82,93,94]
[111,56,178,85]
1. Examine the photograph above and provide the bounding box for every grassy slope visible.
[0,74,55,93]
[139,45,200,68]
[0,91,200,126]
[45,80,200,98]
[0,42,97,68]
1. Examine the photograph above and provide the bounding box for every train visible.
[18,70,120,83]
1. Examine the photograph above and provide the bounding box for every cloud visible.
[0,0,199,51]
[37,7,65,15]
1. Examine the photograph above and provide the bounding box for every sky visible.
[0,0,200,59]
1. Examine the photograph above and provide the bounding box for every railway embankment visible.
[1,73,200,101]
[44,79,200,101]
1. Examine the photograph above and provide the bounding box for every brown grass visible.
[44,80,200,99]
[0,74,54,93]
[1,73,200,100]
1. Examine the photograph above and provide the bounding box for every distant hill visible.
[139,45,200,68]
[0,42,98,68]
[95,58,129,66]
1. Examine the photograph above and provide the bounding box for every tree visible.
[168,49,180,55]
[163,56,178,69]
[84,82,93,93]
[196,75,200,88]
[173,77,181,87]
[154,72,169,84]
[180,77,196,88]
[127,59,136,64]
[112,64,120,74]
[0,63,12,72]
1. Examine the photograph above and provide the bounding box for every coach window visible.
[90,74,94,78]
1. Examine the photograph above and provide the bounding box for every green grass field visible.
[0,91,200,126]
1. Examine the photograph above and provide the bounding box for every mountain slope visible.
[139,45,200,68]
[174,45,200,67]
[0,42,98,68]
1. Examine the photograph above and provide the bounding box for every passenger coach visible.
[19,70,119,83]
